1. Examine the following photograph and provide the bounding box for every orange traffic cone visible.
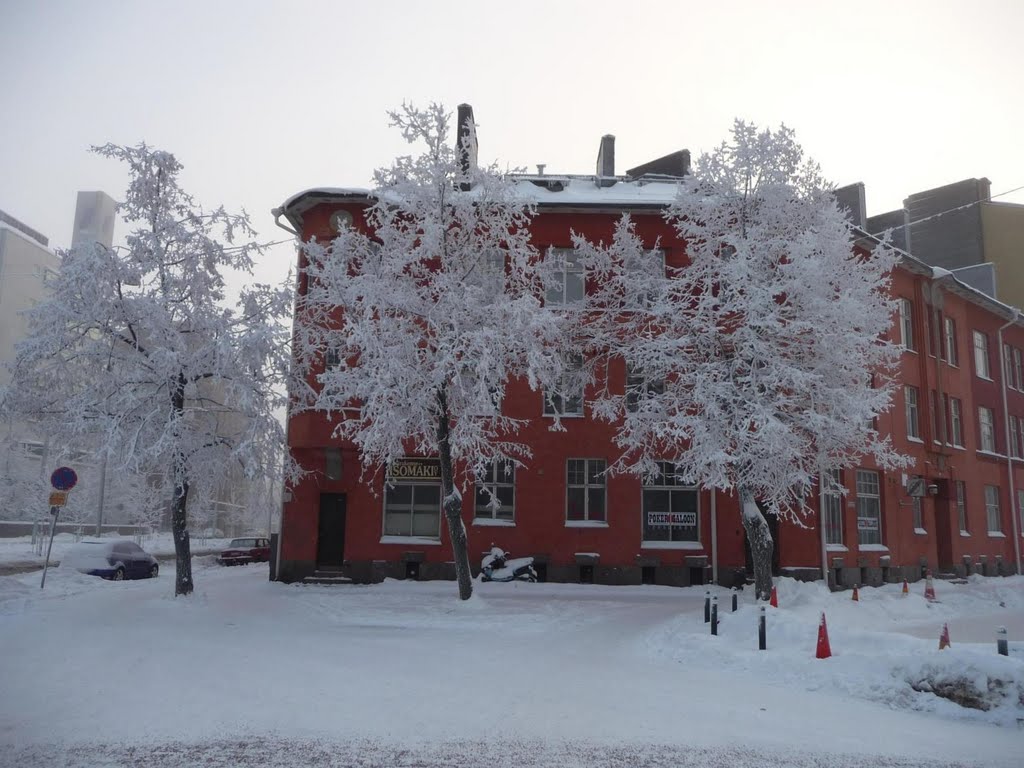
[924,572,937,602]
[816,612,832,659]
[851,584,860,602]
[769,585,778,607]
[939,622,951,650]
[902,579,909,597]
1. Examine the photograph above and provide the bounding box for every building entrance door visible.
[316,493,347,569]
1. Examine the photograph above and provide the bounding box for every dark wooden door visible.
[316,493,347,568]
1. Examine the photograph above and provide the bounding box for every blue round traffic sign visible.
[51,466,78,491]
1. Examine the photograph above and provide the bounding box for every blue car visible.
[61,540,159,580]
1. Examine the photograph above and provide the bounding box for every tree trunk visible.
[740,486,773,601]
[171,478,194,596]
[435,388,473,600]
[170,377,193,596]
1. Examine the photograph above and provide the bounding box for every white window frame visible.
[856,469,882,546]
[822,469,844,546]
[973,330,991,379]
[898,298,915,352]
[904,385,920,441]
[984,484,1002,534]
[979,406,996,452]
[545,247,584,307]
[950,397,964,447]
[912,494,924,532]
[543,353,584,417]
[1012,416,1022,459]
[1014,347,1023,391]
[566,458,607,524]
[641,461,700,545]
[625,364,665,413]
[944,316,958,366]
[1017,488,1024,538]
[474,460,515,522]
[1004,343,1015,390]
[382,480,442,540]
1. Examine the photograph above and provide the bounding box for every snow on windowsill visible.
[913,528,928,535]
[907,436,924,444]
[959,530,971,537]
[565,521,609,528]
[825,545,848,552]
[987,531,1006,538]
[472,519,515,528]
[976,450,1006,460]
[858,544,890,552]
[379,536,442,546]
[542,413,584,419]
[640,541,703,550]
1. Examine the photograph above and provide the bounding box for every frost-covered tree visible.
[294,104,567,600]
[4,144,292,595]
[576,121,905,600]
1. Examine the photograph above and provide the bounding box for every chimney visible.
[456,103,478,191]
[833,183,867,230]
[595,134,615,186]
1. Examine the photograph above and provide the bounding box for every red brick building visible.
[273,135,1022,588]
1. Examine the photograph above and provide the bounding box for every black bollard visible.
[711,596,719,636]
[997,626,1008,657]
[731,589,738,613]
[704,590,711,623]
[758,605,766,650]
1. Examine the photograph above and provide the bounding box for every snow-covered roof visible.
[0,221,56,255]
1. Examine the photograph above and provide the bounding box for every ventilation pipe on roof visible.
[595,134,615,187]
[456,104,478,191]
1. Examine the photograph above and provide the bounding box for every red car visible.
[217,537,271,566]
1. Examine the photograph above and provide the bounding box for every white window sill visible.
[913,527,928,535]
[565,520,609,528]
[858,544,890,552]
[907,436,924,444]
[640,541,703,550]
[825,544,848,552]
[959,530,971,537]
[977,450,1005,459]
[379,536,442,546]
[902,348,918,355]
[987,531,1006,538]
[542,412,584,419]
[950,443,965,450]
[977,375,994,382]
[472,519,515,527]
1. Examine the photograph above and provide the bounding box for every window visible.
[984,484,1002,534]
[1015,347,1023,391]
[383,482,441,538]
[1012,416,1022,459]
[822,469,844,546]
[912,495,924,531]
[324,348,341,369]
[1004,344,1015,389]
[956,480,968,533]
[949,397,963,447]
[904,385,920,440]
[623,248,666,308]
[944,317,958,366]
[325,448,342,481]
[625,364,665,413]
[856,469,882,545]
[978,406,996,452]
[474,460,514,521]
[973,331,991,379]
[642,462,699,543]
[566,459,606,522]
[545,248,584,307]
[1018,489,1024,538]
[898,298,915,351]
[544,353,584,416]
[929,390,940,443]
[466,249,506,299]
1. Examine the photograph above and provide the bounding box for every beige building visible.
[980,201,1024,310]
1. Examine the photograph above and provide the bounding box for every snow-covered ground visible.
[0,565,1021,768]
[0,532,233,568]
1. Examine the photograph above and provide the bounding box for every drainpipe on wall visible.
[710,488,718,585]
[997,310,1023,576]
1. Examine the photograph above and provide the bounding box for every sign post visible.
[40,467,78,589]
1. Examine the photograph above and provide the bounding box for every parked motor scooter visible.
[480,546,536,582]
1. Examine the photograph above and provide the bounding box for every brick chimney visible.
[456,103,478,191]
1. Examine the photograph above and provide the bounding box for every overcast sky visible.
[2,0,1022,289]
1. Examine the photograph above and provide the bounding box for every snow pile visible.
[642,576,1024,727]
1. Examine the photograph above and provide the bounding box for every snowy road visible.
[0,564,1021,768]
